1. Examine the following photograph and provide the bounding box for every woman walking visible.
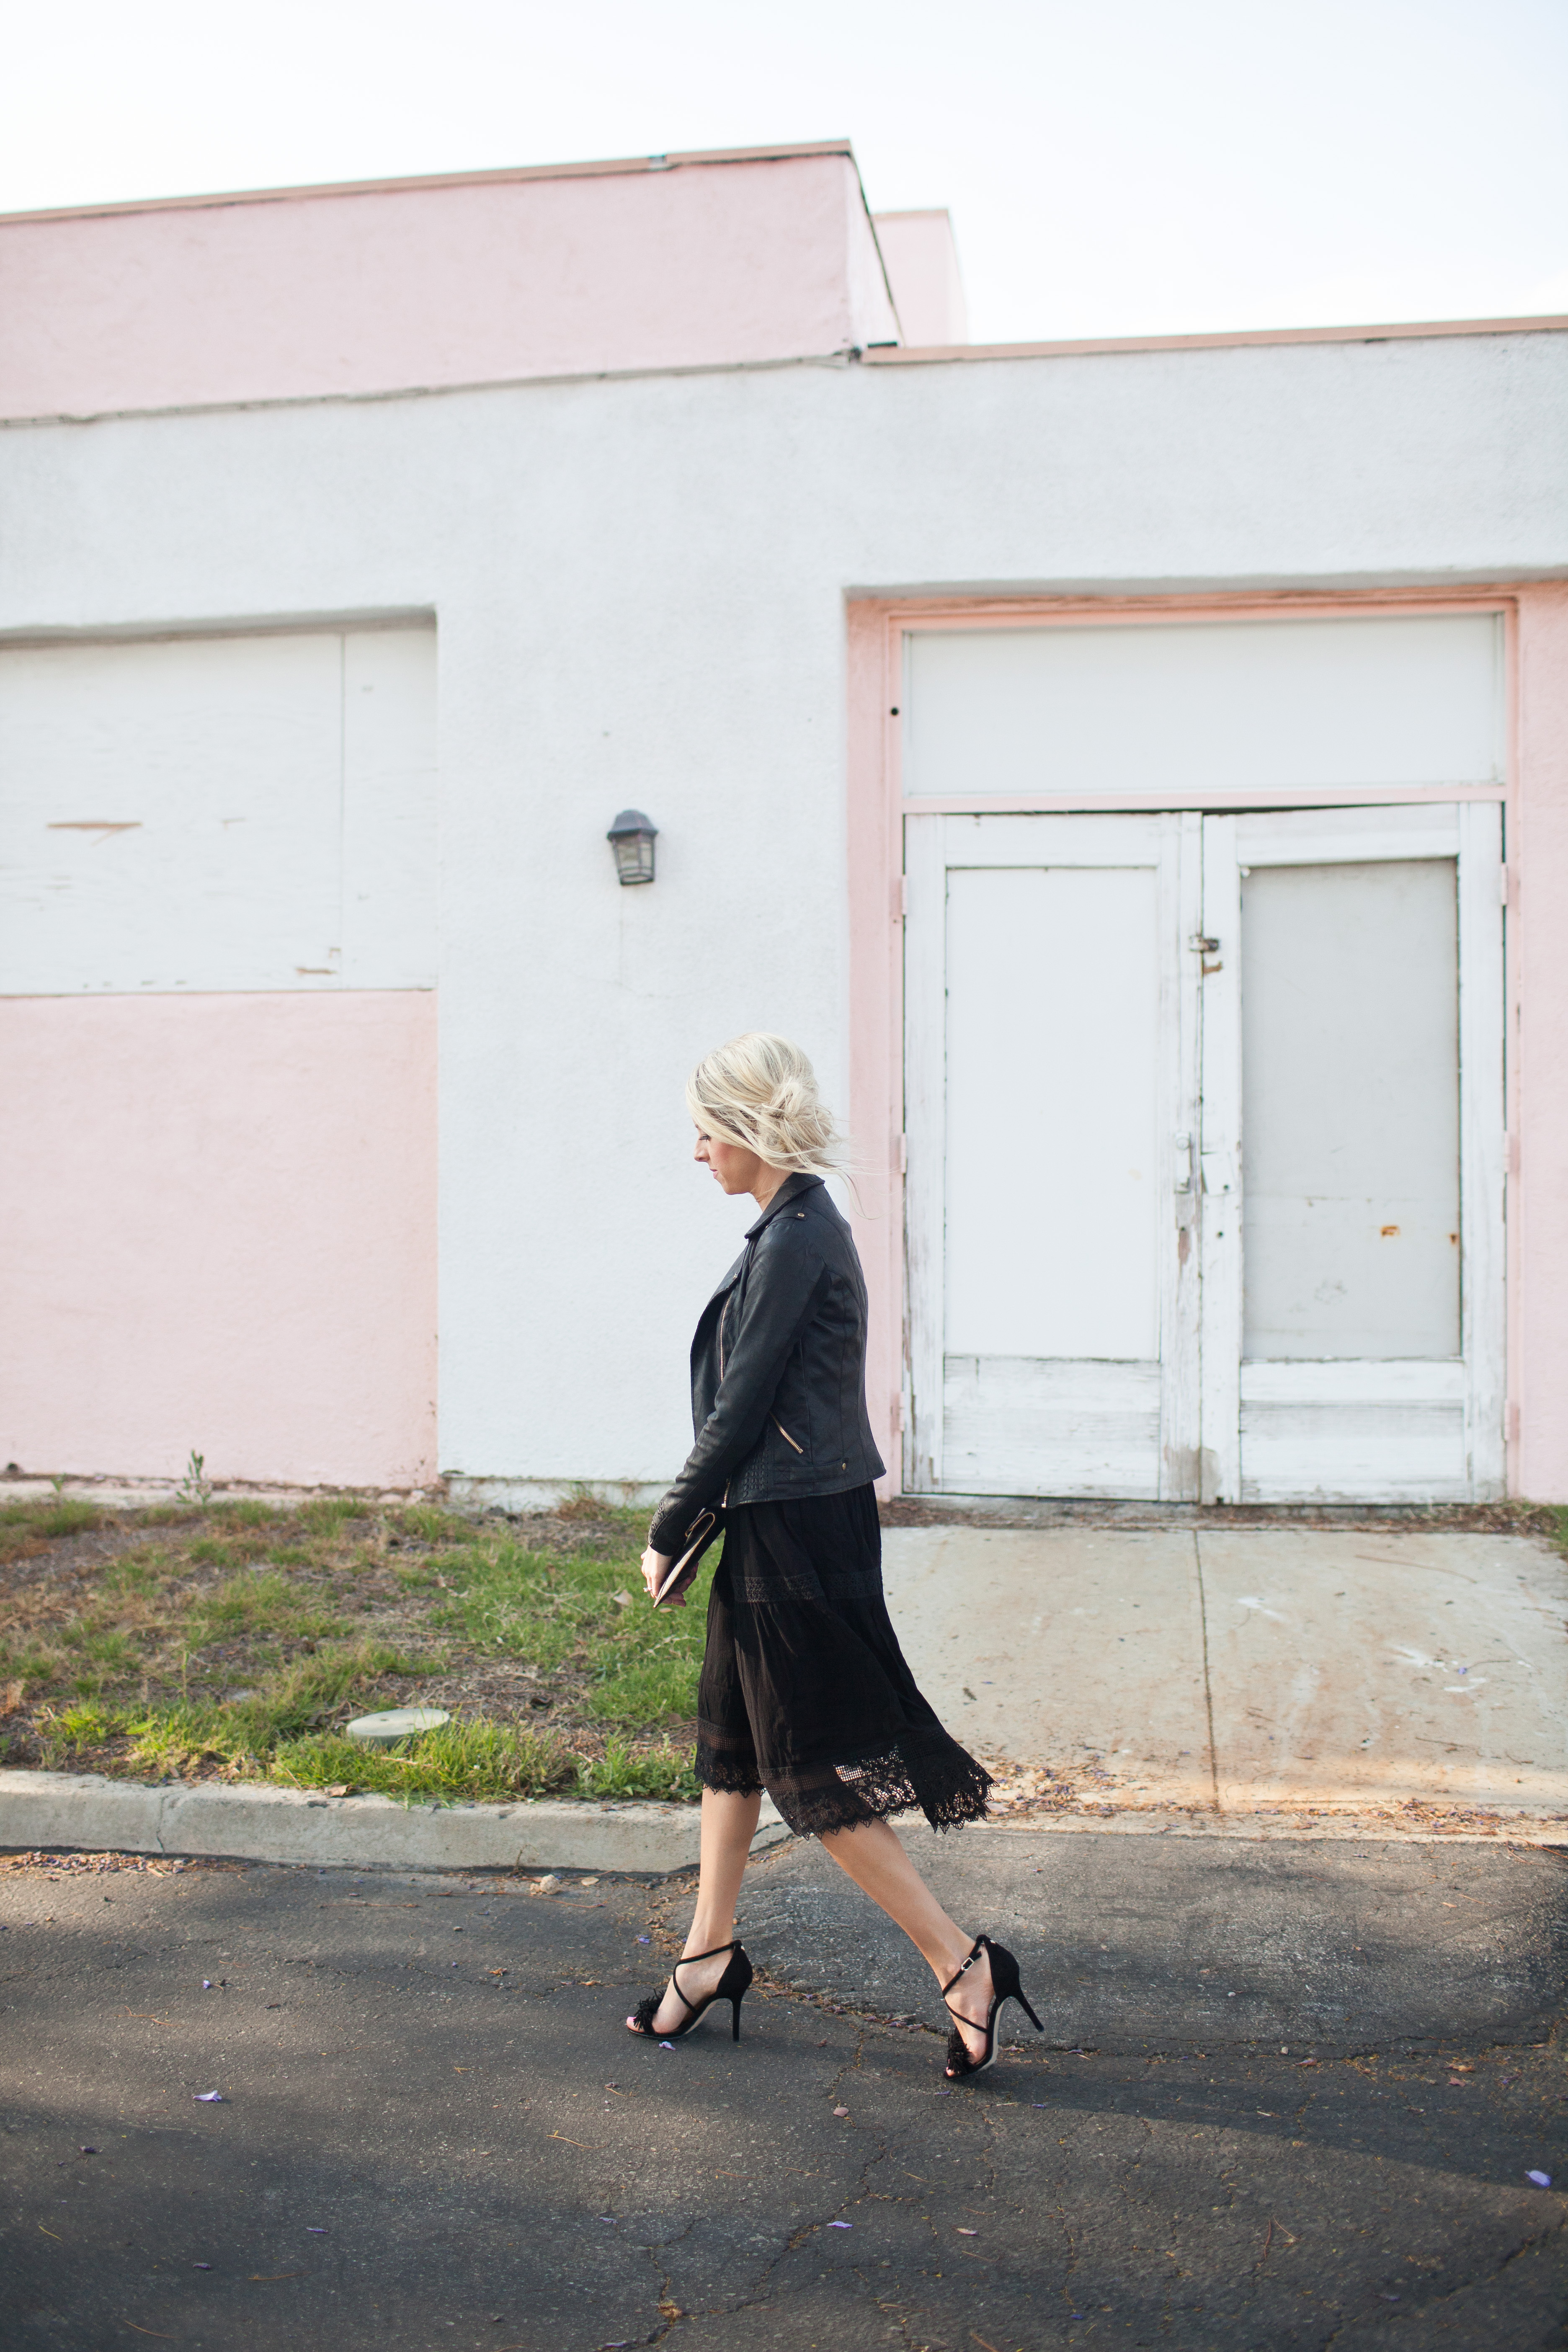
[625,1034,1041,2080]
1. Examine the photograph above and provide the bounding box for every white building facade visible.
[2,144,1565,1506]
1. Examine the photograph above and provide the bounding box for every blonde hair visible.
[686,1034,846,1176]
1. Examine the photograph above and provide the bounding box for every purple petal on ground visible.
[193,2091,224,2102]
[1528,2170,1553,2187]
[828,2221,852,2228]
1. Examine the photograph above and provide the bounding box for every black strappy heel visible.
[941,1934,1044,2079]
[627,1941,754,2044]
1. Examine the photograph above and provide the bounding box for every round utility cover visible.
[345,1706,451,1745]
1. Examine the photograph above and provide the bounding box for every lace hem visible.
[694,1738,765,1798]
[695,1730,991,1839]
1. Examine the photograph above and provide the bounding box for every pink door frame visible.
[846,583,1568,1504]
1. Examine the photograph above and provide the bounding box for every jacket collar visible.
[744,1170,823,1239]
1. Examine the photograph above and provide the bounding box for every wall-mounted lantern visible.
[606,808,658,886]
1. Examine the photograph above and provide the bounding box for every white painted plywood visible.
[1208,802,1504,1504]
[942,1356,1162,1499]
[342,629,439,988]
[903,614,1502,799]
[908,812,1194,1500]
[0,627,436,995]
[944,863,1161,1358]
[1240,858,1461,1359]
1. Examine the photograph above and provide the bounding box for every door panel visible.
[1239,1360,1467,1503]
[1201,802,1504,1504]
[905,811,1200,1499]
[942,1357,1163,1496]
[945,865,1161,1360]
[1240,857,1461,1359]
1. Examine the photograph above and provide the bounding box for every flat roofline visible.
[0,139,857,228]
[869,313,1568,364]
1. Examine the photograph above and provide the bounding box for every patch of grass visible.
[206,1500,284,1529]
[37,1641,433,1777]
[2,1488,713,1804]
[297,1494,374,1537]
[430,1535,710,1707]
[185,1537,240,1568]
[590,1641,709,1728]
[0,1648,60,1684]
[188,1571,346,1644]
[273,1717,575,1802]
[52,1699,113,1746]
[0,1499,104,1539]
[577,1735,701,1802]
[394,1505,482,1547]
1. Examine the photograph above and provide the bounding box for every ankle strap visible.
[668,1940,738,2018]
[940,1936,986,2001]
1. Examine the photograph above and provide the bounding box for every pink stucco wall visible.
[1514,585,1568,1500]
[0,145,898,420]
[870,211,968,346]
[0,992,436,1488]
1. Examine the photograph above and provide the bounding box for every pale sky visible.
[2,0,1564,345]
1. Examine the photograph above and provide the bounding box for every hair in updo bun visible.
[686,1034,847,1176]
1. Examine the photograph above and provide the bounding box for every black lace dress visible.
[694,1483,993,1839]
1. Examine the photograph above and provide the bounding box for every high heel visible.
[941,1934,1044,2079]
[627,1941,754,2044]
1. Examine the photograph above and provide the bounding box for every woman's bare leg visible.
[819,1816,995,2067]
[628,1788,761,2035]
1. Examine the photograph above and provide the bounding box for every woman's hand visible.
[641,1546,678,1604]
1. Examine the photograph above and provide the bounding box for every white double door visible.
[903,804,1505,1503]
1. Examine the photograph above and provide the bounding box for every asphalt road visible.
[3,1833,1568,2352]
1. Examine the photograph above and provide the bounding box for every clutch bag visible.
[652,1506,724,1607]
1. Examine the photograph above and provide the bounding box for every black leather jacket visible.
[647,1172,886,1556]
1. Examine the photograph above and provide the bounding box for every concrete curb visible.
[0,1770,789,1874]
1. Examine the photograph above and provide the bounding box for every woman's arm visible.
[647,1228,830,1555]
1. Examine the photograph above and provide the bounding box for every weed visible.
[177,1450,212,1506]
[54,1700,112,1746]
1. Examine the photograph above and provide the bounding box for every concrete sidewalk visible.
[884,1525,1568,1839]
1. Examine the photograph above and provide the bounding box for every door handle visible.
[1173,1132,1194,1194]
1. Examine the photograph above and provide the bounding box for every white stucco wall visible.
[3,327,1565,1486]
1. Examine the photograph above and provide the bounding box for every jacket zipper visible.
[772,1416,804,1454]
